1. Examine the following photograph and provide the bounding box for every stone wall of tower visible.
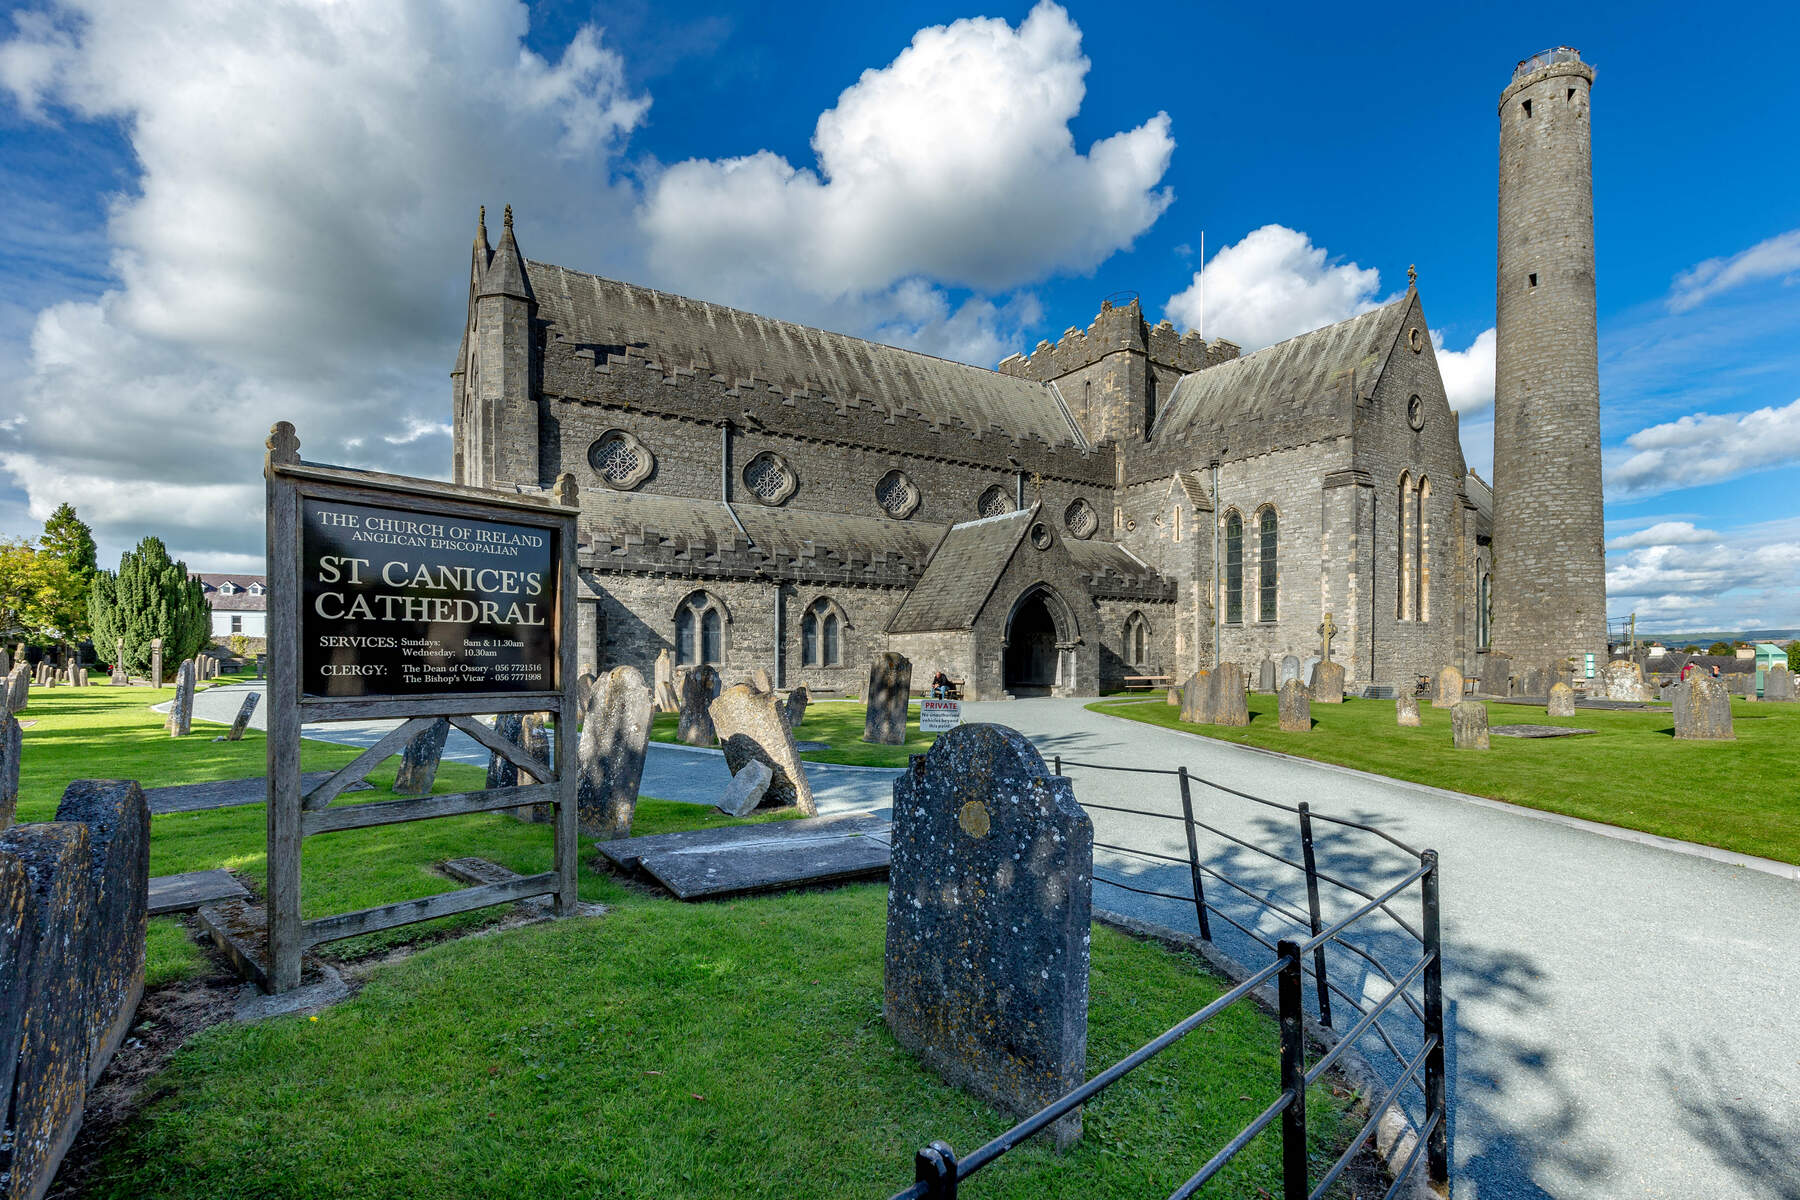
[1491,49,1608,673]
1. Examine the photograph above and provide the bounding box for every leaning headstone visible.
[1257,657,1276,693]
[486,713,527,789]
[577,665,654,840]
[749,666,773,694]
[863,651,912,745]
[150,638,164,688]
[884,723,1092,1148]
[219,691,260,741]
[716,758,773,817]
[167,659,196,736]
[1206,662,1249,726]
[1433,666,1463,709]
[54,780,149,1084]
[393,718,450,795]
[1452,700,1490,750]
[1180,668,1212,723]
[1546,682,1576,718]
[1310,661,1345,704]
[711,683,816,815]
[1396,694,1421,727]
[1762,664,1795,702]
[1671,676,1734,741]
[1279,655,1301,687]
[678,665,721,746]
[0,714,18,829]
[1278,679,1311,732]
[783,685,810,730]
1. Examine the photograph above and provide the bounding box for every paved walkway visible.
[189,685,1800,1199]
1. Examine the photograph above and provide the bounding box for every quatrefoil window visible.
[875,469,921,519]
[1064,498,1098,540]
[588,430,654,490]
[743,451,797,506]
[977,485,1014,518]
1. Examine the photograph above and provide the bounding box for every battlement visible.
[996,298,1238,384]
[1512,46,1585,82]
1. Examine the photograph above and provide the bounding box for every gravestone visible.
[1166,685,1180,706]
[717,758,773,817]
[578,665,654,839]
[863,651,912,745]
[1672,676,1734,740]
[1207,662,1249,726]
[653,649,676,711]
[575,671,597,712]
[112,638,128,686]
[393,718,450,795]
[1546,682,1576,717]
[1396,694,1421,727]
[1180,668,1212,723]
[0,714,19,828]
[0,648,8,676]
[54,780,149,1083]
[678,665,721,746]
[167,659,196,737]
[1278,679,1311,732]
[1452,700,1490,750]
[8,663,28,714]
[1483,650,1513,696]
[711,683,817,815]
[1433,666,1463,709]
[74,667,88,687]
[1301,655,1321,688]
[0,853,32,1152]
[784,685,809,729]
[655,680,679,713]
[1258,657,1276,693]
[150,638,164,688]
[884,724,1091,1148]
[1279,655,1301,687]
[255,655,265,680]
[1310,662,1345,704]
[750,666,774,694]
[486,713,526,789]
[220,691,260,741]
[1762,664,1794,702]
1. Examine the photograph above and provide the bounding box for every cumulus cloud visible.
[1606,397,1800,499]
[1606,521,1719,551]
[1432,326,1496,414]
[1162,225,1380,351]
[1605,516,1800,630]
[1668,228,1800,313]
[637,1,1174,303]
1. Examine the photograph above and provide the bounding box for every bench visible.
[1123,674,1172,691]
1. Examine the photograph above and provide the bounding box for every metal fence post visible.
[1421,849,1449,1187]
[1298,803,1332,1027]
[1176,766,1212,941]
[914,1140,959,1200]
[1277,940,1308,1200]
[1052,754,1061,776]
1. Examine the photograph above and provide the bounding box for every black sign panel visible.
[300,498,559,697]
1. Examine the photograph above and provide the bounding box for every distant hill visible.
[1629,629,1799,646]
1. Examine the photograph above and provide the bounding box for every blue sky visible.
[1,0,1796,633]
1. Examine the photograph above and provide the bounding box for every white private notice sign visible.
[919,698,963,732]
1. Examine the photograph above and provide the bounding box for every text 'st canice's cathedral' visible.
[450,48,1605,700]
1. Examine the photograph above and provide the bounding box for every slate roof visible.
[525,261,1082,447]
[1150,296,1411,445]
[886,508,1036,634]
[194,574,267,612]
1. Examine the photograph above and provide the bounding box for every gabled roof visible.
[886,507,1037,634]
[524,261,1082,446]
[195,574,268,611]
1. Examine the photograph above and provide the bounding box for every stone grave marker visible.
[1311,661,1345,704]
[578,665,653,839]
[1278,679,1311,732]
[1179,668,1212,723]
[1546,682,1576,717]
[218,691,260,741]
[653,648,676,709]
[750,666,773,694]
[1279,655,1301,686]
[678,665,721,746]
[112,638,128,686]
[167,659,196,737]
[1672,677,1734,740]
[1258,657,1276,693]
[1452,700,1490,750]
[1433,665,1464,709]
[0,852,32,1137]
[74,667,88,687]
[54,780,149,1083]
[1207,662,1249,726]
[655,679,679,713]
[784,685,809,729]
[1763,664,1794,702]
[575,671,597,712]
[884,723,1091,1147]
[863,652,912,745]
[711,683,816,815]
[0,648,9,676]
[393,718,450,795]
[1166,685,1180,706]
[1396,694,1421,727]
[486,713,526,788]
[0,714,18,829]
[8,663,28,714]
[717,758,773,817]
[150,638,164,688]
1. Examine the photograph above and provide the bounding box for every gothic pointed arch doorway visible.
[1002,584,1078,696]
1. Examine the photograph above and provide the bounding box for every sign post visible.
[919,698,963,733]
[263,422,580,993]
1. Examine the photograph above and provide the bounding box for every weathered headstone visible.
[1301,656,1321,688]
[783,685,810,729]
[1546,682,1576,717]
[863,652,913,745]
[1310,661,1345,704]
[220,691,260,740]
[1278,679,1311,732]
[1165,685,1180,706]
[654,679,679,713]
[7,663,28,714]
[150,637,164,688]
[653,648,676,710]
[0,714,19,829]
[486,713,526,789]
[1483,650,1513,696]
[74,667,88,687]
[884,724,1091,1147]
[1762,664,1794,702]
[577,665,654,839]
[716,758,773,817]
[167,659,196,737]
[54,780,149,1084]
[575,671,597,712]
[0,852,33,1151]
[1452,700,1490,750]
[1396,694,1421,727]
[393,718,450,795]
[1179,668,1212,723]
[0,648,9,677]
[711,683,817,815]
[112,638,128,686]
[1433,665,1463,709]
[1279,654,1301,686]
[1671,676,1734,740]
[1257,657,1276,693]
[678,665,721,746]
[1206,662,1249,726]
[750,666,773,694]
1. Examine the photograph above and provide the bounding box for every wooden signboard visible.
[263,422,580,993]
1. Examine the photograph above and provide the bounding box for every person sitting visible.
[931,670,950,699]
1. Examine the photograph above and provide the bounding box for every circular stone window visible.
[1063,498,1098,540]
[977,484,1015,518]
[1407,394,1425,431]
[588,430,654,490]
[743,451,797,506]
[1030,522,1054,550]
[1409,326,1424,353]
[874,469,921,519]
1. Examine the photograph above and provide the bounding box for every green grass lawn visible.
[650,698,938,767]
[1090,693,1800,865]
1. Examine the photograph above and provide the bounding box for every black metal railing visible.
[887,757,1447,1200]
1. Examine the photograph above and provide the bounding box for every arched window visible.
[1223,511,1243,625]
[800,597,844,667]
[1477,571,1492,649]
[1123,612,1151,667]
[1416,476,1432,622]
[674,592,727,666]
[1397,473,1412,620]
[1257,507,1278,622]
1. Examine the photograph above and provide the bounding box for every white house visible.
[197,574,268,640]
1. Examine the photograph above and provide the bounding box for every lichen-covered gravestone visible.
[1672,676,1734,740]
[1206,662,1249,726]
[884,723,1092,1148]
[1396,694,1421,727]
[1764,664,1795,703]
[749,666,773,694]
[653,648,676,711]
[1546,682,1576,717]
[575,671,597,712]
[1258,658,1276,693]
[717,758,772,817]
[8,663,28,714]
[1452,700,1490,750]
[218,691,260,741]
[1433,666,1464,709]
[1278,679,1311,732]
[1279,655,1301,687]
[1311,661,1345,704]
[54,780,149,1083]
[863,652,912,745]
[166,659,196,737]
[1165,686,1180,706]
[1179,668,1212,724]
[711,683,816,815]
[393,718,450,795]
[0,714,19,829]
[678,665,721,746]
[578,665,653,839]
[783,685,809,730]
[487,713,526,789]
[1601,659,1652,702]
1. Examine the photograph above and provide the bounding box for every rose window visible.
[978,485,1014,518]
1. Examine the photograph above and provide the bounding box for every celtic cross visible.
[1319,612,1338,662]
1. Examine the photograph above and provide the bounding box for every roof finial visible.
[503,204,513,230]
[1407,263,1417,287]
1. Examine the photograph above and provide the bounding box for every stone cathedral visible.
[451,48,1605,701]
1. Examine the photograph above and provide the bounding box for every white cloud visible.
[1431,326,1496,414]
[1604,516,1800,631]
[1606,397,1800,499]
[1162,224,1380,351]
[637,1,1174,302]
[1607,521,1719,551]
[1668,228,1800,313]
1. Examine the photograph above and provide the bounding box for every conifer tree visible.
[88,536,212,671]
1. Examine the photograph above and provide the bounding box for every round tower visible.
[1491,47,1607,680]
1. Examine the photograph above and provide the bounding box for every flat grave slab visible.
[1491,724,1598,739]
[596,812,888,872]
[442,856,552,913]
[639,826,891,901]
[148,869,249,915]
[146,772,371,814]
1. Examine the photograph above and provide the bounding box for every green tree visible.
[1707,640,1733,656]
[35,503,98,645]
[0,535,92,648]
[88,536,212,672]
[1787,642,1799,673]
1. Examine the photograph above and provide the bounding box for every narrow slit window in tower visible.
[1528,273,1538,288]
[1521,99,1532,118]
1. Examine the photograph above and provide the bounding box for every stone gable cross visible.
[1318,612,1338,662]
